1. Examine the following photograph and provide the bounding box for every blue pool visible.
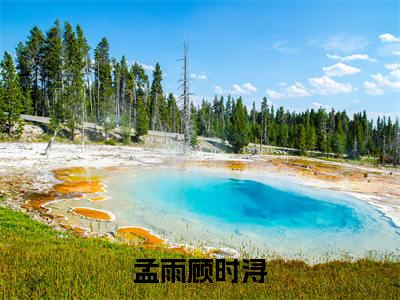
[103,168,400,260]
[127,171,361,229]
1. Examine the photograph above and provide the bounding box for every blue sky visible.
[1,0,399,119]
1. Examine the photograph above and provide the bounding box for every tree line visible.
[3,20,170,141]
[0,20,399,164]
[195,96,399,162]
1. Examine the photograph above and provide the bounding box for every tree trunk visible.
[128,97,132,143]
[44,128,58,155]
[82,90,85,152]
[133,82,137,127]
[34,67,39,116]
[86,61,93,115]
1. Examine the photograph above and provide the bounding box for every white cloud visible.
[391,69,400,80]
[127,60,155,71]
[326,53,342,60]
[380,45,400,57]
[270,40,298,54]
[232,84,246,94]
[308,76,353,95]
[215,82,257,95]
[266,82,311,99]
[214,85,225,94]
[128,61,155,71]
[266,89,282,99]
[285,83,310,97]
[323,34,369,53]
[364,81,384,95]
[267,76,353,99]
[140,63,155,72]
[384,63,400,80]
[322,63,361,77]
[379,33,400,43]
[327,53,376,62]
[364,64,400,95]
[379,34,400,56]
[385,63,400,70]
[371,73,400,89]
[190,73,207,80]
[241,82,257,93]
[255,40,298,54]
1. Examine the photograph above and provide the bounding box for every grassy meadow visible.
[0,206,399,299]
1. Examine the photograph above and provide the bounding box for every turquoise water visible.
[127,171,361,229]
[103,168,400,260]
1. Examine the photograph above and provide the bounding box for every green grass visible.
[0,207,399,299]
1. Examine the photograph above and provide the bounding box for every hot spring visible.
[53,166,400,260]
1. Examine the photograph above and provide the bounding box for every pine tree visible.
[249,101,260,143]
[167,93,180,133]
[112,58,121,126]
[43,20,63,119]
[76,25,91,120]
[94,38,114,136]
[211,96,225,138]
[276,107,289,147]
[308,126,317,151]
[131,63,148,128]
[149,63,163,130]
[0,52,24,135]
[26,26,44,116]
[227,97,249,153]
[135,97,148,138]
[332,118,346,156]
[190,102,198,147]
[62,21,84,140]
[317,108,328,153]
[296,124,306,154]
[119,56,129,119]
[15,42,32,113]
[122,66,135,143]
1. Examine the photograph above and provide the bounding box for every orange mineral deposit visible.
[71,207,114,221]
[54,181,104,194]
[53,167,88,180]
[116,227,163,245]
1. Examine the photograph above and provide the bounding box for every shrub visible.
[104,139,116,146]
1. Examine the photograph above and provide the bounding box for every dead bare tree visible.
[114,60,121,127]
[151,93,158,130]
[81,88,86,152]
[178,42,192,153]
[86,58,93,114]
[132,74,137,128]
[43,128,58,155]
[143,82,148,108]
[97,60,100,120]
